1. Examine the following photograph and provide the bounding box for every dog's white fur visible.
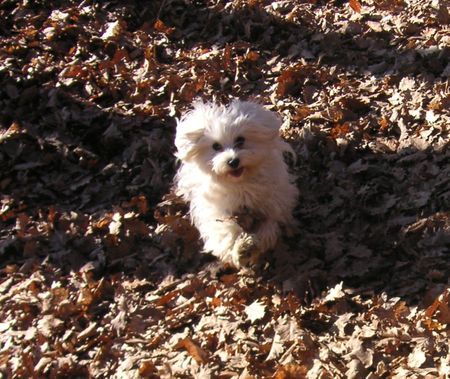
[174,100,298,267]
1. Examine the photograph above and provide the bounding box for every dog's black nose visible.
[227,158,240,169]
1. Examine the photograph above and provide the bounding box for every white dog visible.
[174,100,298,268]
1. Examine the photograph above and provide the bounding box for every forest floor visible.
[0,0,449,377]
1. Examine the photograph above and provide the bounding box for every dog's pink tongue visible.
[230,167,244,177]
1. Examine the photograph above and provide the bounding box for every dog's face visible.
[175,101,281,182]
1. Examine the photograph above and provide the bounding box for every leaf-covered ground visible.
[1,0,449,377]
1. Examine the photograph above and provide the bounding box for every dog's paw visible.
[231,233,260,268]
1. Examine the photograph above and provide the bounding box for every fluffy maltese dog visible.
[174,100,298,268]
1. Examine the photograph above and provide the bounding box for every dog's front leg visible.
[228,219,280,268]
[230,231,260,268]
[201,218,249,266]
[230,216,283,267]
[200,216,280,268]
[231,219,281,268]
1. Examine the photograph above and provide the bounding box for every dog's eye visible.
[212,142,223,151]
[234,136,245,148]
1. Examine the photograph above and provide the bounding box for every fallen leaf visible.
[245,300,266,323]
[324,282,346,302]
[349,0,362,13]
[407,345,426,369]
[101,20,122,40]
[175,338,209,365]
[266,333,284,361]
[274,363,308,378]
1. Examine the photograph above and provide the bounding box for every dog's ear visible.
[175,105,206,161]
[230,101,281,140]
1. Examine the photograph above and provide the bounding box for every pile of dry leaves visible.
[0,0,449,377]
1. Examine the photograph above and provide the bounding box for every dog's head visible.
[175,100,282,182]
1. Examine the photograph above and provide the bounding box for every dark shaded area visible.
[264,131,449,304]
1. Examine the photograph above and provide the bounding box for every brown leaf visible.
[62,64,88,79]
[92,214,112,231]
[156,290,179,307]
[179,82,198,102]
[330,122,350,139]
[154,19,175,35]
[378,117,389,132]
[124,195,148,214]
[222,45,233,71]
[112,48,130,65]
[274,363,308,379]
[122,218,151,237]
[175,338,209,365]
[139,360,157,377]
[246,50,260,62]
[220,273,239,286]
[349,0,362,13]
[292,106,312,122]
[425,290,450,325]
[277,67,302,97]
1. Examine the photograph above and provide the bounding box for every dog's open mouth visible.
[228,167,244,178]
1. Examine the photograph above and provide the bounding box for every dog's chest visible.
[220,182,271,215]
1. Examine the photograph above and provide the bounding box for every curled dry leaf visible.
[175,338,209,365]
